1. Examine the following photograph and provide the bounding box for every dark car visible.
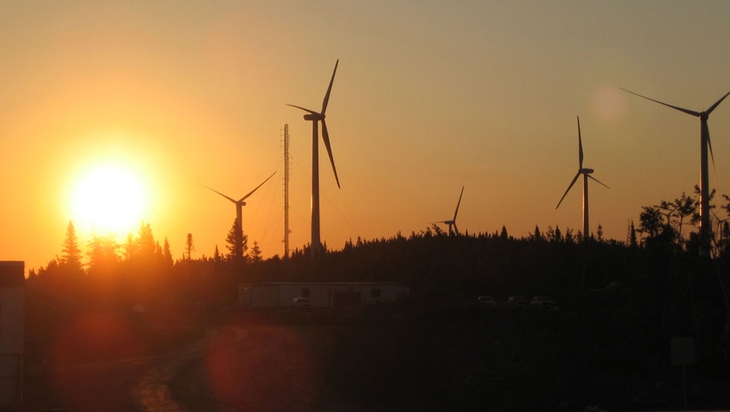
[477,296,497,306]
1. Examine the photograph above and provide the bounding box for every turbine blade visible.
[321,120,341,188]
[453,185,465,221]
[287,104,319,115]
[199,184,238,204]
[577,116,584,169]
[239,171,277,202]
[706,90,730,115]
[453,222,460,236]
[619,88,701,117]
[708,129,719,188]
[587,174,610,189]
[556,172,581,209]
[321,59,339,114]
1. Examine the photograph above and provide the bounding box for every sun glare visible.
[70,164,148,236]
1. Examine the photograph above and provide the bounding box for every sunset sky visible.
[2,0,730,272]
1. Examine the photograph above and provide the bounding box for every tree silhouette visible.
[185,233,195,261]
[87,232,119,272]
[249,241,263,263]
[225,218,248,263]
[61,220,83,272]
[136,222,156,260]
[628,220,638,248]
[163,238,173,266]
[123,232,138,260]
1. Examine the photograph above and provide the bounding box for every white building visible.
[0,262,23,410]
[239,282,409,308]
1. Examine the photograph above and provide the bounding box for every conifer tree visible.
[87,232,119,271]
[249,241,263,263]
[136,222,156,259]
[500,225,509,240]
[163,238,173,266]
[185,233,195,260]
[123,232,138,260]
[61,220,83,271]
[225,218,248,262]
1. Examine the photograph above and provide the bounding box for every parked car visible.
[292,297,312,311]
[507,295,528,307]
[530,296,557,309]
[477,296,497,306]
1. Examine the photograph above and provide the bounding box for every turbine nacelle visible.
[580,168,594,174]
[304,113,323,121]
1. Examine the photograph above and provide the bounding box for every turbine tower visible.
[288,59,341,259]
[201,171,276,259]
[620,88,730,252]
[556,116,609,240]
[436,186,465,236]
[283,124,291,259]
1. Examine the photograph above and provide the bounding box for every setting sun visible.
[69,163,149,236]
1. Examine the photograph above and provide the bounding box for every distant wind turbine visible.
[556,117,609,239]
[620,87,730,251]
[200,171,276,259]
[288,59,341,259]
[436,186,465,236]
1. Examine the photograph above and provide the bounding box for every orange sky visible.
[2,1,730,272]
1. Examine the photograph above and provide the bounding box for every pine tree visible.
[249,241,263,263]
[87,232,119,272]
[136,222,156,259]
[500,225,509,240]
[163,238,173,266]
[531,225,543,241]
[61,221,83,271]
[185,233,195,260]
[225,218,248,262]
[123,232,138,260]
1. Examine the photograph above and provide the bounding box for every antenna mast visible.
[283,124,290,258]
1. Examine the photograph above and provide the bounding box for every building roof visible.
[241,281,406,287]
[0,262,24,287]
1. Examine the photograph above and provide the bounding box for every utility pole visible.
[283,124,290,258]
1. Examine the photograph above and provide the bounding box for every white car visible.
[507,295,529,307]
[292,297,312,310]
[530,296,556,309]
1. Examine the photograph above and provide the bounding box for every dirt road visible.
[29,321,347,412]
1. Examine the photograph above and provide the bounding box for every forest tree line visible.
[26,187,730,365]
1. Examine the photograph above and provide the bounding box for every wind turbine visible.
[200,171,276,259]
[436,186,465,236]
[556,116,609,240]
[288,59,341,258]
[620,87,730,251]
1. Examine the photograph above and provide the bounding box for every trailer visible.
[239,282,408,309]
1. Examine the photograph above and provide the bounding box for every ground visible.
[21,299,730,411]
